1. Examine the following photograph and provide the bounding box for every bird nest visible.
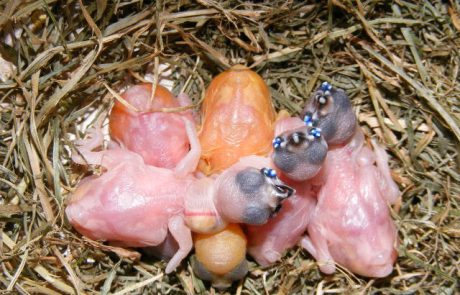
[0,0,459,294]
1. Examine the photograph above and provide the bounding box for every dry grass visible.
[1,0,459,294]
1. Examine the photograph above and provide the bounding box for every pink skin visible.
[246,184,316,266]
[266,84,399,277]
[300,129,400,278]
[246,118,323,266]
[68,118,200,273]
[67,119,292,273]
[109,84,195,169]
[108,85,197,258]
[274,117,305,135]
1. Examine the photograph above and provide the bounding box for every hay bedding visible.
[0,0,459,293]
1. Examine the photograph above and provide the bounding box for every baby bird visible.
[109,84,194,169]
[246,117,327,266]
[193,65,277,287]
[199,65,276,175]
[301,131,399,277]
[67,117,292,274]
[300,82,400,277]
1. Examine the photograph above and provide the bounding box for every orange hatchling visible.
[193,65,278,288]
[199,65,276,175]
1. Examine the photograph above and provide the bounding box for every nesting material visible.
[1,1,459,294]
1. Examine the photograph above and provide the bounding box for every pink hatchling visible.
[300,82,400,277]
[67,118,293,273]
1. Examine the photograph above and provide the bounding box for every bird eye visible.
[261,168,277,178]
[320,81,332,92]
[272,137,283,149]
[318,95,327,105]
[303,113,313,126]
[309,128,322,138]
[317,82,333,107]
